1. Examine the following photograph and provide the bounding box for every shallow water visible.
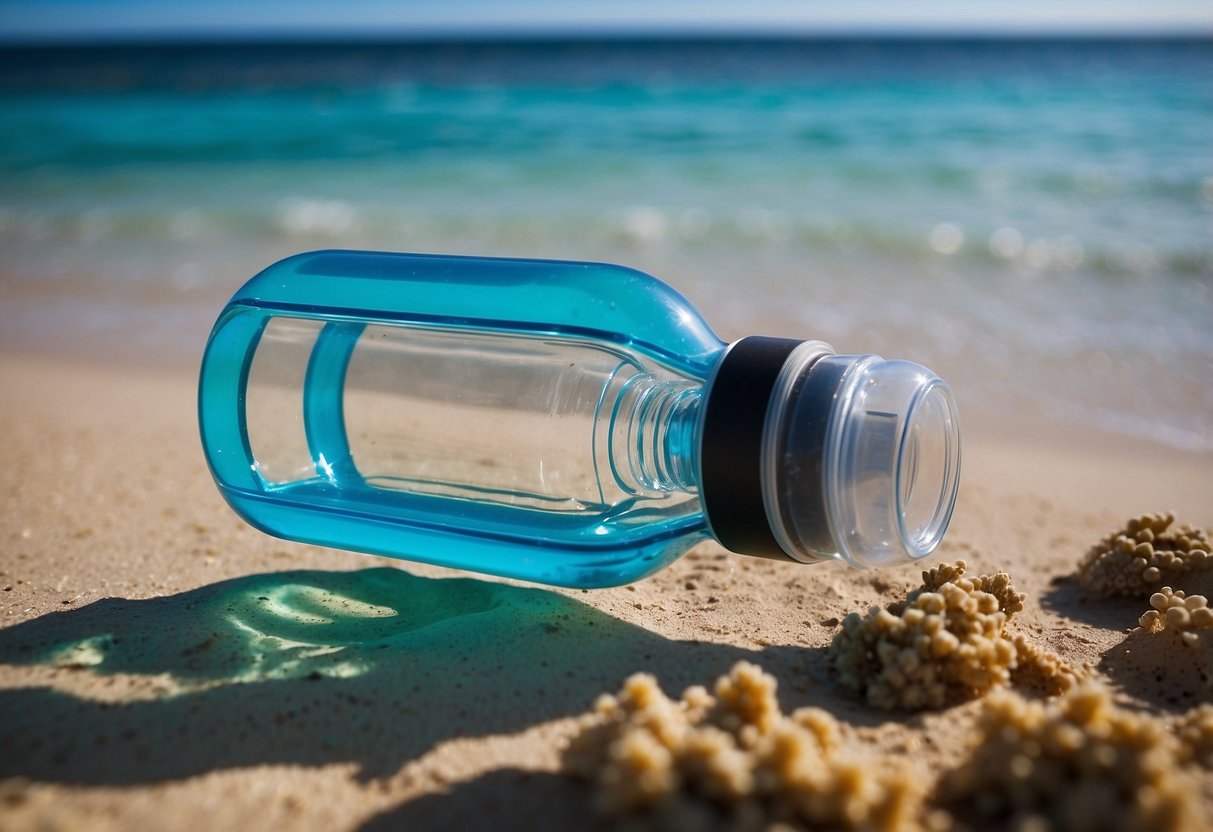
[1,37,1210,450]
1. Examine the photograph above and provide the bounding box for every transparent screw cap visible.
[764,349,961,569]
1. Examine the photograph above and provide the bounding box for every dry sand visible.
[0,352,1210,830]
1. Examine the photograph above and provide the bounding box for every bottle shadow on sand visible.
[358,767,593,832]
[1039,574,1144,631]
[0,565,863,788]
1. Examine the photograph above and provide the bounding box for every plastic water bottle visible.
[199,250,960,588]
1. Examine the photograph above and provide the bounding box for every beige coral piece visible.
[938,682,1209,832]
[828,561,1074,710]
[564,662,930,832]
[1176,705,1213,769]
[1076,512,1212,598]
[1137,587,1213,644]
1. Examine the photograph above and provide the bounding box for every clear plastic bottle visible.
[199,250,960,588]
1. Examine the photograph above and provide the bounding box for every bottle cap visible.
[700,338,960,568]
[766,351,961,568]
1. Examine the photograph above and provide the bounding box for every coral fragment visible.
[1076,513,1212,599]
[828,561,1066,709]
[564,662,928,832]
[937,682,1208,832]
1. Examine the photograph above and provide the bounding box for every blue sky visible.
[1,0,1211,40]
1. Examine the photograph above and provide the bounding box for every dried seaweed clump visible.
[1076,512,1212,598]
[564,661,929,832]
[937,682,1208,832]
[1137,587,1213,644]
[1175,705,1213,769]
[829,561,1032,709]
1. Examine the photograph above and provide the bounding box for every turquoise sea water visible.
[0,38,1210,450]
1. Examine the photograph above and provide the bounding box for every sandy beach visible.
[0,348,1209,830]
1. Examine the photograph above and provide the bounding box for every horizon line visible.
[2,24,1211,48]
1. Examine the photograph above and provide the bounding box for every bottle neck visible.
[607,373,701,498]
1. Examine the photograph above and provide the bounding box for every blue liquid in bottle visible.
[199,250,960,588]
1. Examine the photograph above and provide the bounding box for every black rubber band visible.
[700,336,802,560]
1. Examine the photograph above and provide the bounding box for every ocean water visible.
[0,38,1210,451]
